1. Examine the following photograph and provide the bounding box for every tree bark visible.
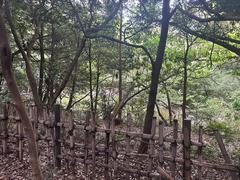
[0,4,42,179]
[47,1,56,105]
[88,40,94,115]
[182,35,196,129]
[164,84,172,125]
[182,38,190,127]
[38,23,45,101]
[155,102,168,126]
[118,3,123,119]
[94,58,100,114]
[50,37,86,106]
[5,1,43,114]
[138,0,171,153]
[66,65,78,110]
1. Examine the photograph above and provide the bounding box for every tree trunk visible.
[182,37,190,128]
[138,0,171,153]
[88,40,94,117]
[48,6,56,105]
[0,5,43,179]
[38,23,45,101]
[94,58,100,114]
[155,102,168,126]
[5,1,43,115]
[118,3,123,119]
[50,37,86,106]
[164,84,172,125]
[66,65,78,110]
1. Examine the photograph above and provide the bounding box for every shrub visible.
[206,121,234,139]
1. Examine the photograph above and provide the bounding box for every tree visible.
[138,0,172,153]
[0,1,42,179]
[5,0,43,114]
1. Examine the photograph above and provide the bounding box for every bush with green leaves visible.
[233,98,240,111]
[206,121,234,139]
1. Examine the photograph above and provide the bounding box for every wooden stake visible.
[157,166,174,180]
[69,112,75,172]
[197,125,203,180]
[170,119,178,178]
[54,105,61,168]
[90,112,96,178]
[214,130,238,180]
[17,118,23,161]
[148,117,156,172]
[84,111,90,178]
[2,104,8,154]
[158,121,164,167]
[104,113,110,180]
[183,119,191,180]
[111,112,117,178]
[125,113,132,179]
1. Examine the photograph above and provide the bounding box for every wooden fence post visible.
[197,125,203,180]
[54,104,61,168]
[214,130,238,180]
[69,112,75,171]
[170,119,178,178]
[159,121,164,168]
[183,119,191,180]
[125,113,132,179]
[84,111,90,178]
[90,112,96,178]
[2,103,8,154]
[111,112,118,178]
[35,106,39,153]
[104,113,111,180]
[46,109,52,164]
[17,118,23,161]
[148,117,156,173]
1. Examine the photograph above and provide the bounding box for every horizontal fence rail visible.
[0,103,239,179]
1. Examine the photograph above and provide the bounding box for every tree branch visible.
[177,6,240,22]
[87,34,154,65]
[170,22,240,56]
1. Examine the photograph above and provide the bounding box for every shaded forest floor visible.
[0,125,239,180]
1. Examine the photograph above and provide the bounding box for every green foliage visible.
[203,144,219,158]
[215,0,240,16]
[232,149,240,161]
[207,121,234,138]
[233,98,240,111]
[1,0,240,145]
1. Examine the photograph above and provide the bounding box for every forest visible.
[0,0,240,179]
